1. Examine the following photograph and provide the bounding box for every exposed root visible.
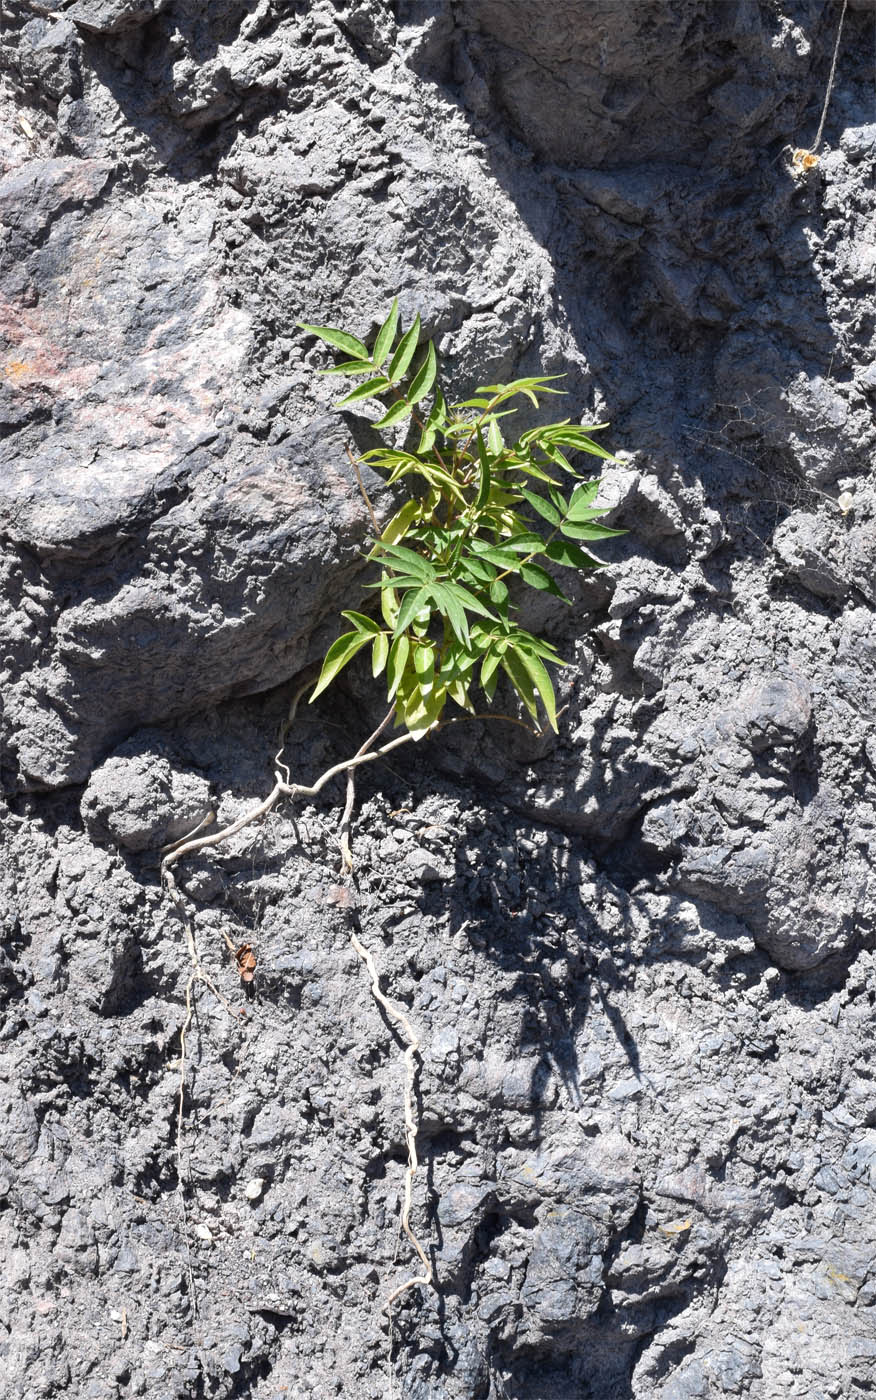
[161,861,244,1320]
[340,769,432,1310]
[354,921,432,1310]
[160,685,435,1322]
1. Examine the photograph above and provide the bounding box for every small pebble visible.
[245,1178,266,1200]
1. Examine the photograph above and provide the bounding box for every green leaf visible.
[475,429,492,510]
[478,375,566,396]
[460,553,494,582]
[386,634,409,698]
[501,649,538,721]
[335,376,390,406]
[373,299,400,369]
[418,386,448,453]
[489,577,509,607]
[519,561,569,600]
[517,633,565,663]
[310,631,371,701]
[373,399,413,430]
[318,359,376,377]
[550,427,616,461]
[408,341,437,404]
[380,574,399,628]
[512,459,562,485]
[515,649,559,732]
[561,521,627,540]
[372,631,390,678]
[370,541,436,580]
[399,679,445,740]
[520,488,562,526]
[441,580,499,622]
[487,417,504,455]
[388,314,421,382]
[341,610,382,634]
[413,641,436,693]
[500,532,546,553]
[566,480,602,518]
[429,583,470,647]
[481,648,502,689]
[544,539,601,569]
[469,544,523,571]
[394,586,431,636]
[364,574,425,592]
[380,498,422,546]
[298,322,370,360]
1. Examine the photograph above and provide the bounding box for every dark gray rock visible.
[1,1,875,1397]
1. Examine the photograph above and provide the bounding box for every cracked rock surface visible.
[1,2,875,1397]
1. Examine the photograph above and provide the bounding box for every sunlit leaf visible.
[386,633,409,697]
[566,480,602,517]
[414,641,436,694]
[310,631,371,701]
[319,359,376,376]
[394,586,431,636]
[380,498,422,546]
[298,322,370,360]
[388,314,422,382]
[371,541,436,579]
[372,631,390,677]
[335,376,390,406]
[561,521,626,540]
[341,610,382,634]
[515,648,559,731]
[489,577,509,607]
[418,385,448,453]
[519,561,569,600]
[544,539,601,569]
[469,544,523,571]
[373,399,413,430]
[487,417,504,455]
[501,649,538,721]
[498,532,546,553]
[373,299,400,368]
[429,582,470,646]
[475,429,491,509]
[520,488,562,526]
[408,341,437,404]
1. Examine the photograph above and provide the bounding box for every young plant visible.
[300,300,624,738]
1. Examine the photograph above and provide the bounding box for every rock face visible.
[2,2,875,1398]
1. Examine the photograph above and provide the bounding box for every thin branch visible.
[347,443,380,535]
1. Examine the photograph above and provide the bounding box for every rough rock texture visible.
[2,2,876,1397]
